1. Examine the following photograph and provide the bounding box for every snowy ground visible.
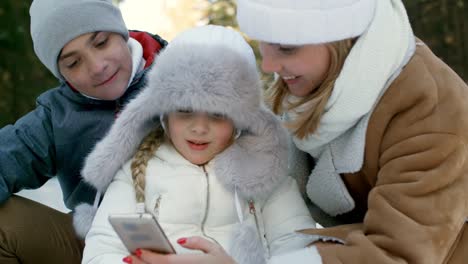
[16,177,70,213]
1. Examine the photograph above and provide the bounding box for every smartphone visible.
[108,213,176,254]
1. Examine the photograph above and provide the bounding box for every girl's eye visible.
[209,113,232,123]
[209,113,227,120]
[173,109,194,118]
[176,109,193,114]
[278,45,298,54]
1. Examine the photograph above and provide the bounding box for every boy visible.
[0,0,166,263]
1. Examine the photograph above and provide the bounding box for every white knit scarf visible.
[126,37,146,87]
[286,0,415,157]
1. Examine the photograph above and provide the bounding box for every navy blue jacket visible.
[0,31,167,209]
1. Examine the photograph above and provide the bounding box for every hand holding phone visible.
[108,213,176,254]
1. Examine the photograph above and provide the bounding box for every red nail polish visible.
[135,248,142,257]
[177,237,187,244]
[122,256,133,263]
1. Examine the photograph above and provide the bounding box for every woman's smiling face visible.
[259,42,331,97]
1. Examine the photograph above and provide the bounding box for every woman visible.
[125,0,468,263]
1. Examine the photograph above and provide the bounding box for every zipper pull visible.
[248,199,256,214]
[154,196,162,219]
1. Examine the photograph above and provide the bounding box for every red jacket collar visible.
[129,31,162,68]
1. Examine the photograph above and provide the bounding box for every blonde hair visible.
[266,38,356,139]
[130,126,165,203]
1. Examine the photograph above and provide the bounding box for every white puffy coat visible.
[82,143,316,264]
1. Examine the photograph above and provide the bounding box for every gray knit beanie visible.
[30,0,129,80]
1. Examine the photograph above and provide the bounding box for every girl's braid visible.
[130,126,165,203]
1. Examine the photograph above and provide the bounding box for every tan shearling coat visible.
[301,43,468,264]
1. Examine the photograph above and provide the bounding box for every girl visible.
[136,0,468,263]
[75,25,317,264]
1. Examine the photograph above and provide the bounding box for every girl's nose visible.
[190,115,209,135]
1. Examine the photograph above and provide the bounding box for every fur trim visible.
[215,108,289,199]
[145,45,261,131]
[73,203,98,239]
[81,93,158,193]
[230,223,266,264]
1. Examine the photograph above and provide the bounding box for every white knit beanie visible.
[29,0,129,80]
[237,0,377,45]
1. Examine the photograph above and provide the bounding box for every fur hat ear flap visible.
[214,106,289,199]
[81,83,162,193]
[73,202,98,239]
[230,222,266,264]
[76,80,163,238]
[73,190,101,239]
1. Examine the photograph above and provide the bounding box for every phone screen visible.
[108,213,176,254]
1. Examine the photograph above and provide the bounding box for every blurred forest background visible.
[0,0,467,127]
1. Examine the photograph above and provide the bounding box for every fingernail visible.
[177,237,187,244]
[135,248,142,257]
[122,256,132,263]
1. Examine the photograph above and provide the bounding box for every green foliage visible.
[205,0,236,26]
[0,0,57,127]
[405,0,467,81]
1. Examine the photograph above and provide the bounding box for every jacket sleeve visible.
[0,103,56,204]
[262,176,317,256]
[323,121,468,264]
[315,132,468,264]
[308,50,468,264]
[82,163,137,264]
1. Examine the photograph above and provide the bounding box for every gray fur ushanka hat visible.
[73,25,289,239]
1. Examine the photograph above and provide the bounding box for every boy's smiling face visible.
[167,110,235,165]
[58,32,132,100]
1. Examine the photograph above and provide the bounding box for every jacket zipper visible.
[249,199,271,258]
[153,195,162,219]
[201,166,220,245]
[249,199,262,239]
